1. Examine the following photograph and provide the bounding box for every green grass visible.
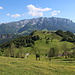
[34,31,62,40]
[18,31,29,35]
[0,56,75,75]
[34,37,74,55]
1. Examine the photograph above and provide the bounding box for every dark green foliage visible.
[46,40,49,44]
[48,48,57,57]
[69,50,75,58]
[48,48,58,61]
[32,35,40,41]
[0,52,2,56]
[55,30,64,37]
[65,31,73,37]
[30,30,37,36]
[36,53,40,60]
[0,42,11,49]
[56,30,75,42]
[0,34,40,51]
[13,35,35,47]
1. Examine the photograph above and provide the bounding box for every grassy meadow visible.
[0,55,75,75]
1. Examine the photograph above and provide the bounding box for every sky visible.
[0,0,75,23]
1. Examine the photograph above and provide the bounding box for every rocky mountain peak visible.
[0,17,75,35]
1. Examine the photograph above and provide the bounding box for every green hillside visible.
[33,31,74,54]
[0,30,75,57]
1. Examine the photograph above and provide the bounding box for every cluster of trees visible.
[0,43,27,58]
[47,48,58,61]
[55,30,75,42]
[0,34,40,48]
[47,48,75,61]
[0,31,40,57]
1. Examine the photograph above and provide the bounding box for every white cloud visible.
[57,10,60,13]
[27,4,51,11]
[6,14,21,18]
[28,11,43,16]
[0,6,4,9]
[11,14,21,18]
[27,4,52,16]
[51,10,60,16]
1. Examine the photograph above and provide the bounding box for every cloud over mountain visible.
[5,4,60,19]
[27,4,52,16]
[6,14,21,18]
[11,14,21,18]
[28,11,43,16]
[27,4,51,11]
[51,10,60,16]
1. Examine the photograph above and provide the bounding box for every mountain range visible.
[0,17,75,35]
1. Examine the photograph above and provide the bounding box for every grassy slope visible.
[0,56,75,75]
[16,31,74,57]
[32,31,74,54]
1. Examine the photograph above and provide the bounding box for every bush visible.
[0,51,3,56]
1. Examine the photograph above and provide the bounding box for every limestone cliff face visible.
[0,34,13,39]
[18,17,75,33]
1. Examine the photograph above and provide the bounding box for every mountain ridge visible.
[0,17,75,35]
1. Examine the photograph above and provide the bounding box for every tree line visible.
[55,30,75,42]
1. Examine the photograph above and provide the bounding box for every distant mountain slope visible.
[0,34,20,44]
[18,17,75,33]
[0,17,75,35]
[0,19,30,34]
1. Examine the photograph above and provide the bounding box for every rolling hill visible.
[0,30,75,57]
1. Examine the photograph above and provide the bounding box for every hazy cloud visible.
[51,10,60,16]
[22,14,25,16]
[6,14,21,18]
[11,14,21,18]
[0,6,4,9]
[6,14,10,16]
